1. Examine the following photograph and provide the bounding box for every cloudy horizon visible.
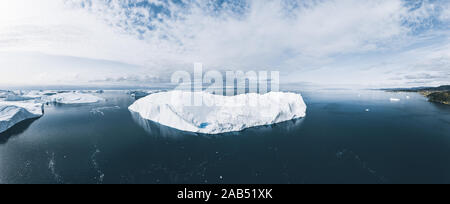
[0,0,449,88]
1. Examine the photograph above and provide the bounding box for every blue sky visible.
[0,0,449,88]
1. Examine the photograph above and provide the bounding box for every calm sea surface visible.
[0,89,449,184]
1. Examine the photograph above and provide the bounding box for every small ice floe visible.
[390,98,401,102]
[90,106,121,116]
[91,148,105,184]
[365,109,370,112]
[47,152,64,184]
[406,96,410,99]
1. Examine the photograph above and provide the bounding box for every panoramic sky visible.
[0,0,449,88]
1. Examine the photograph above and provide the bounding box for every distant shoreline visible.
[382,85,450,105]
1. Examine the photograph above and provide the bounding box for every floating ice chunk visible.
[4,95,37,101]
[0,101,44,133]
[406,96,410,99]
[365,109,370,112]
[390,98,401,102]
[46,93,105,104]
[90,106,120,115]
[129,91,307,134]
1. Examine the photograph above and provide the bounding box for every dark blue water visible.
[0,89,449,184]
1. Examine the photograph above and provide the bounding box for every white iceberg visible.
[129,91,307,134]
[45,92,105,104]
[390,98,401,102]
[0,101,44,134]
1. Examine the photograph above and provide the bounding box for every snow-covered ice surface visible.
[0,101,44,134]
[4,95,38,101]
[45,93,105,104]
[129,91,307,134]
[0,90,14,99]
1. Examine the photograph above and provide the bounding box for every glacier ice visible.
[0,101,44,134]
[129,91,307,134]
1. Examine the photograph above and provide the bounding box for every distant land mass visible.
[382,85,450,105]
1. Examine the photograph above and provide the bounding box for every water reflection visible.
[130,111,305,139]
[130,112,200,138]
[0,118,39,144]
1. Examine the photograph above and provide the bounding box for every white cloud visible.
[0,0,449,87]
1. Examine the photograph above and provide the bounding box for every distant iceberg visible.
[45,92,105,104]
[129,91,307,134]
[127,90,164,99]
[0,90,42,101]
[390,98,401,102]
[0,101,44,134]
[4,95,38,101]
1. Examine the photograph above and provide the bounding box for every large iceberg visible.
[129,91,307,134]
[0,101,44,134]
[45,92,105,104]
